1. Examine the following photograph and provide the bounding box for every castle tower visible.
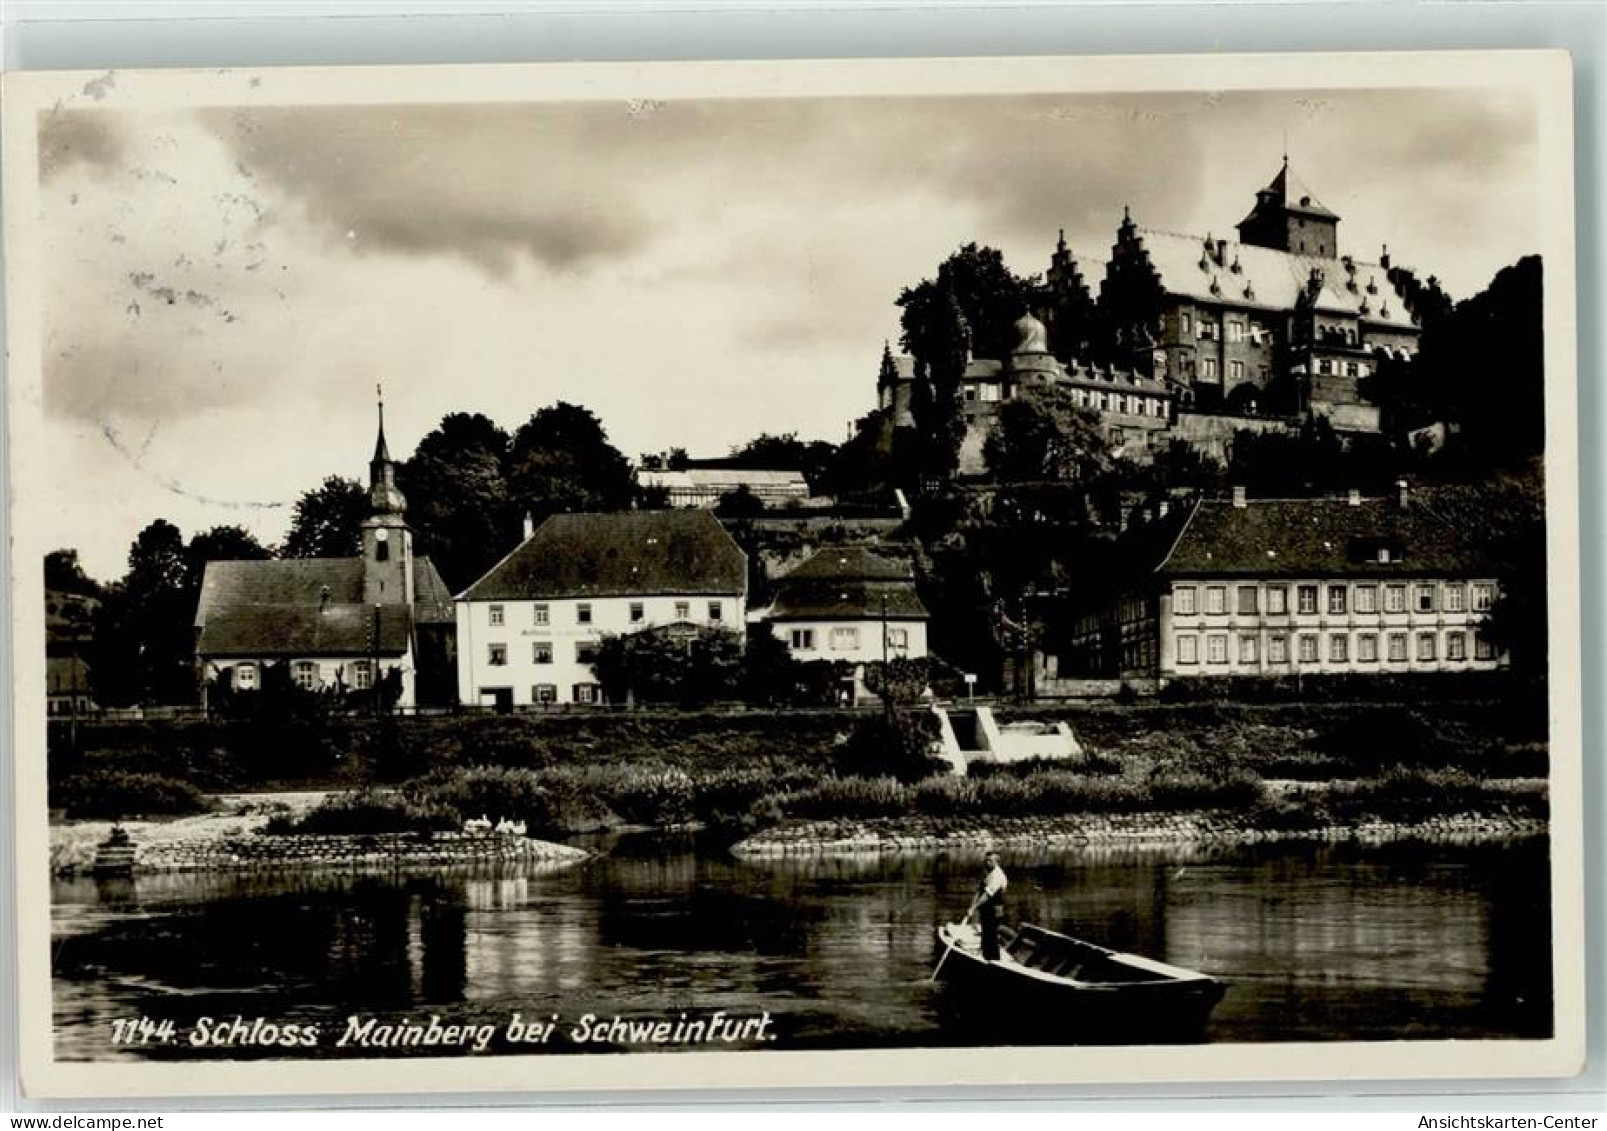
[1235,157,1340,258]
[361,389,414,608]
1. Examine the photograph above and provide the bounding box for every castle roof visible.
[1247,161,1340,222]
[1130,228,1419,331]
[460,509,746,602]
[194,555,454,659]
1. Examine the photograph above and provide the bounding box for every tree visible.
[93,519,196,706]
[897,243,1037,363]
[983,384,1112,484]
[283,476,368,558]
[397,412,513,591]
[592,627,745,707]
[44,549,101,597]
[506,402,634,525]
[184,525,271,595]
[714,485,766,519]
[726,432,837,488]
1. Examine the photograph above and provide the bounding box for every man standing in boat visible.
[973,851,1008,962]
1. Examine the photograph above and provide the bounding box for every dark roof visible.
[194,555,454,658]
[460,510,746,602]
[1157,494,1496,579]
[769,546,927,621]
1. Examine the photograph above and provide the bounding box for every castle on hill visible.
[878,160,1446,472]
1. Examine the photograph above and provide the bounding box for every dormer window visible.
[1377,547,1393,564]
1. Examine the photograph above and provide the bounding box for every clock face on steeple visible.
[375,529,389,543]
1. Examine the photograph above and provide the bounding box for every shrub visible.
[782,775,912,819]
[263,788,456,836]
[51,771,213,820]
[832,711,947,782]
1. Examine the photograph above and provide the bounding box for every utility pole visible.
[880,590,892,725]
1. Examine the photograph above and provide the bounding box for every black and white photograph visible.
[3,52,1584,1098]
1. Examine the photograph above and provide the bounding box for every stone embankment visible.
[60,830,587,876]
[730,811,1549,857]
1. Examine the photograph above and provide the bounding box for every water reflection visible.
[51,835,1552,1059]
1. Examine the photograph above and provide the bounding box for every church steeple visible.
[362,386,412,607]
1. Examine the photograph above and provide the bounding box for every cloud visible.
[38,110,126,181]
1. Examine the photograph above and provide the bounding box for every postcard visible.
[3,50,1583,1100]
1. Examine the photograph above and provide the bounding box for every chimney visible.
[522,512,535,540]
[1232,485,1247,509]
[1217,238,1228,263]
[1347,488,1361,507]
[1395,479,1410,509]
[1380,243,1391,269]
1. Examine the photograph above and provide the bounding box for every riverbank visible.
[730,808,1550,857]
[49,794,586,876]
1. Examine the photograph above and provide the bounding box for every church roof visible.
[1129,228,1420,330]
[193,555,453,658]
[460,510,746,602]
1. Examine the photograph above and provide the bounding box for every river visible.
[50,834,1552,1059]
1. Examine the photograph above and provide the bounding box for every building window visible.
[1297,634,1319,663]
[1177,635,1198,665]
[887,626,909,649]
[1447,632,1467,661]
[1474,634,1496,660]
[1443,585,1465,613]
[1472,583,1495,612]
[488,604,505,627]
[532,641,553,665]
[1267,634,1288,663]
[831,626,860,651]
[1181,313,1192,336]
[1229,360,1244,382]
[1385,585,1406,613]
[708,601,723,623]
[1238,635,1258,663]
[1297,585,1318,615]
[1227,319,1244,343]
[488,644,507,667]
[350,661,372,690]
[1318,359,1332,375]
[1377,547,1393,564]
[790,628,815,651]
[577,603,593,625]
[533,684,557,705]
[629,602,645,623]
[1356,586,1378,614]
[533,603,550,626]
[292,661,319,690]
[573,683,599,704]
[1329,634,1349,663]
[1200,358,1218,381]
[1357,633,1378,663]
[1416,585,1436,613]
[375,539,389,563]
[675,601,691,620]
[1345,362,1359,378]
[1327,585,1347,615]
[1175,586,1197,615]
[576,642,599,665]
[1237,586,1258,615]
[1266,586,1288,615]
[234,664,257,690]
[1205,586,1227,615]
[1388,633,1408,662]
[1207,635,1228,664]
[1417,632,1438,662]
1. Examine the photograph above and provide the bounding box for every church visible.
[878,161,1443,469]
[192,404,458,710]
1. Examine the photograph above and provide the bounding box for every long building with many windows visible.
[1048,482,1506,683]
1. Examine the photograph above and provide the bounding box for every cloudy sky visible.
[34,83,1541,581]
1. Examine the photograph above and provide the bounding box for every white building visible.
[455,510,748,709]
[765,545,929,702]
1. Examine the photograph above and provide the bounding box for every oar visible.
[930,902,979,982]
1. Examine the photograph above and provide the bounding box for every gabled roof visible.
[1128,228,1419,331]
[194,555,454,658]
[769,545,928,621]
[460,510,746,602]
[1245,162,1340,222]
[1156,494,1495,579]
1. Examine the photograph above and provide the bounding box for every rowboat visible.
[934,920,1225,1042]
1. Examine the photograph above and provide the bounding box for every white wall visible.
[200,652,415,705]
[456,592,746,706]
[769,618,928,665]
[1160,577,1505,677]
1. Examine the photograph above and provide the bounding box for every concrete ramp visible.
[931,706,1083,775]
